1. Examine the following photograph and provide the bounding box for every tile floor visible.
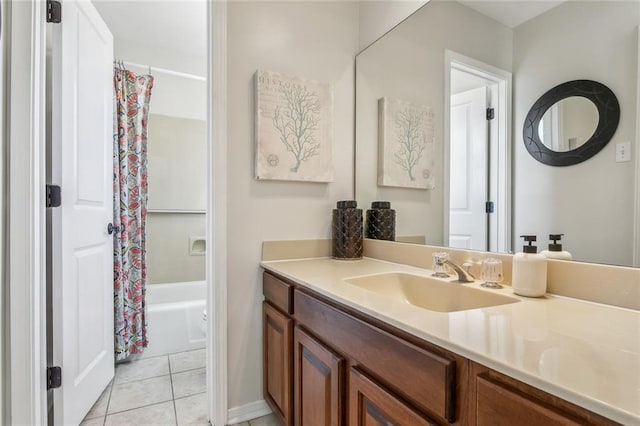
[81,348,277,426]
[228,414,279,426]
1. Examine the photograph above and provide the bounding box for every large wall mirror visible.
[355,0,640,267]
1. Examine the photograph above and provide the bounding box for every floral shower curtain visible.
[113,67,154,360]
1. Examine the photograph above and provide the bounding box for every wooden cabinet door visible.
[294,326,344,426]
[476,375,582,426]
[348,367,435,426]
[264,302,293,426]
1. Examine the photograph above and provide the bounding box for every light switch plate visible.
[615,142,631,162]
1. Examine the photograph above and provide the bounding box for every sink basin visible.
[344,272,519,312]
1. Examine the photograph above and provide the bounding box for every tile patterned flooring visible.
[80,348,277,426]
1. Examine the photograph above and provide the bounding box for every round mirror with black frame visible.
[523,80,620,166]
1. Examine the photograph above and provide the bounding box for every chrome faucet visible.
[431,255,476,283]
[443,259,476,283]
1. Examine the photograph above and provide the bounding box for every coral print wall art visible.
[255,70,333,182]
[378,97,435,189]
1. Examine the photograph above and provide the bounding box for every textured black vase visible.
[332,200,363,259]
[366,201,396,241]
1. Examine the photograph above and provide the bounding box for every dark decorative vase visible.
[332,200,363,260]
[366,201,396,241]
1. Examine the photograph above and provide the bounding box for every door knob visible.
[107,223,118,235]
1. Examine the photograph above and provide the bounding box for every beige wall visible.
[147,114,207,211]
[512,1,639,265]
[146,114,206,285]
[227,1,359,410]
[146,213,206,284]
[355,0,512,246]
[357,0,427,51]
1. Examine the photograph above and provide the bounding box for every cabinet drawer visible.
[294,289,456,423]
[476,374,582,426]
[264,272,294,314]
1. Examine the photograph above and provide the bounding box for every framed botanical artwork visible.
[378,97,435,189]
[254,70,333,182]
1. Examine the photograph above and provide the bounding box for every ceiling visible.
[93,0,206,57]
[457,0,566,28]
[92,0,564,59]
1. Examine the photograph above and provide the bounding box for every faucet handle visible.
[431,252,451,278]
[480,258,504,289]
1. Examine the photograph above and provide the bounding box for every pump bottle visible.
[512,235,547,297]
[540,234,573,260]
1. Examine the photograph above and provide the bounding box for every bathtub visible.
[140,280,207,358]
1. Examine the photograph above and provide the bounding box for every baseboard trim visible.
[227,399,272,425]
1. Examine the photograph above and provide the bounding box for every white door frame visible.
[7,0,48,424]
[0,0,9,423]
[7,1,229,424]
[633,25,640,267]
[443,50,512,254]
[208,1,228,425]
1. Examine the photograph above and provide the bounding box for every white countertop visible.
[261,257,640,425]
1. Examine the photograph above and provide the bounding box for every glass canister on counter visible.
[365,201,395,241]
[332,200,363,260]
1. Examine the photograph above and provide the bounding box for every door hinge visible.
[46,184,62,208]
[486,108,495,121]
[485,201,495,213]
[47,366,62,390]
[47,0,62,23]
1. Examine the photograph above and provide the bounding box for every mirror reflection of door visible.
[444,54,511,253]
[449,82,489,250]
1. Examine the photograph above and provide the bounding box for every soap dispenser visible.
[512,235,547,297]
[541,234,573,260]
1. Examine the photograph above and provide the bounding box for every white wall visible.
[512,1,639,265]
[355,0,512,245]
[227,0,359,410]
[113,40,206,121]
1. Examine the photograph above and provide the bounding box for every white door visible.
[50,1,114,424]
[449,87,488,250]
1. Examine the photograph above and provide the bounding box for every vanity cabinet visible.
[263,270,618,426]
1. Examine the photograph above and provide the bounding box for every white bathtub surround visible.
[142,280,207,359]
[81,350,207,425]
